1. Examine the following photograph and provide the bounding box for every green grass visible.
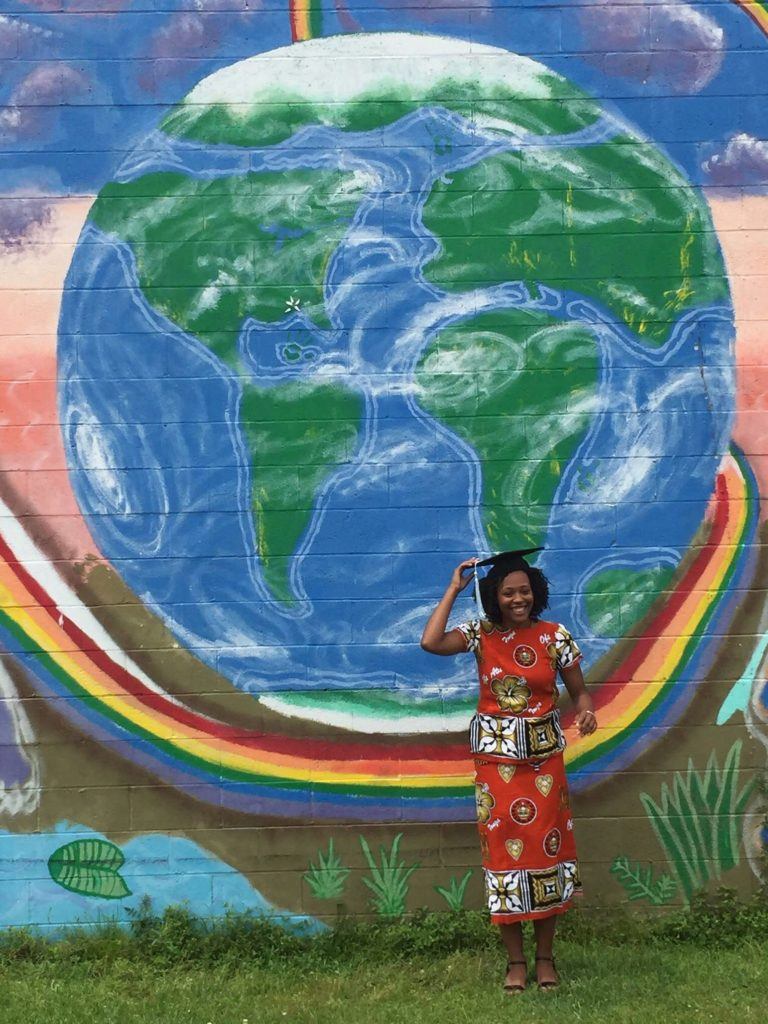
[0,941,764,1024]
[0,894,765,1022]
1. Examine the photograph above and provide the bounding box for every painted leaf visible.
[714,741,742,872]
[48,839,131,900]
[655,875,678,904]
[640,793,698,901]
[672,773,707,871]
[610,855,677,906]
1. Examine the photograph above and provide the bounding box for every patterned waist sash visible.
[469,709,565,761]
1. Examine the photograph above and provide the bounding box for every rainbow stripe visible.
[0,445,757,821]
[731,0,768,35]
[290,0,323,42]
[566,445,759,788]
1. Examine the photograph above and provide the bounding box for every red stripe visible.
[289,2,302,42]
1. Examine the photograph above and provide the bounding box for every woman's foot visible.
[503,959,528,995]
[535,955,559,990]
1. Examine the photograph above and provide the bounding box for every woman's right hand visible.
[450,558,478,593]
[422,559,477,655]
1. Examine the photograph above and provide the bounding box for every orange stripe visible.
[290,2,312,42]
[732,0,768,34]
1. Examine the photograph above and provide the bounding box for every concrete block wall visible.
[0,0,765,930]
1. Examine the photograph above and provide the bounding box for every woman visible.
[421,548,597,994]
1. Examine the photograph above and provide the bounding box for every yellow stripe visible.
[0,503,742,783]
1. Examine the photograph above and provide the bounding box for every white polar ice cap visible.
[185,31,564,109]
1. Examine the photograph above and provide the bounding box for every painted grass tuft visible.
[304,838,350,901]
[434,869,474,911]
[640,740,755,902]
[359,833,419,918]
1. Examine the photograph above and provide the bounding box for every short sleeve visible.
[554,624,582,671]
[455,619,481,655]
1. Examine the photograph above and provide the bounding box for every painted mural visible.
[0,0,765,929]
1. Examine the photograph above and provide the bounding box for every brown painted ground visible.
[5,517,764,920]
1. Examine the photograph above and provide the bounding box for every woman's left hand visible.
[560,664,597,735]
[575,707,598,736]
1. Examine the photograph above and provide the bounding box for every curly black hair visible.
[478,564,550,625]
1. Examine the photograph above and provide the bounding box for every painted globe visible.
[58,33,734,730]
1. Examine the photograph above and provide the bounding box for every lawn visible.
[2,939,764,1024]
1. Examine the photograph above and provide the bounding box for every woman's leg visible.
[498,922,527,990]
[533,913,558,987]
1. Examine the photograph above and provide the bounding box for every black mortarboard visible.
[475,547,543,571]
[472,547,544,615]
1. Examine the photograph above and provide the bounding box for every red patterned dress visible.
[456,618,583,923]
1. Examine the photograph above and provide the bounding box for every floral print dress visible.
[456,618,584,923]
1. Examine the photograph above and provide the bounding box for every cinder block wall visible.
[0,0,765,931]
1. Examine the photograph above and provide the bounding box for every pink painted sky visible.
[711,194,768,500]
[0,197,100,558]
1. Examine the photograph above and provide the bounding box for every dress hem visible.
[489,893,581,925]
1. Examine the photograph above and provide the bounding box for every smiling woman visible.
[421,548,596,993]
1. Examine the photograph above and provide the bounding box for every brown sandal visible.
[535,955,559,991]
[503,959,528,995]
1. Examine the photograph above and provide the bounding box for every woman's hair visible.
[479,565,550,625]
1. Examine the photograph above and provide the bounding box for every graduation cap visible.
[473,547,544,615]
[475,547,543,571]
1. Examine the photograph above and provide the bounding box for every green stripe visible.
[309,1,323,38]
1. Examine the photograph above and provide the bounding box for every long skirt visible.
[474,753,582,923]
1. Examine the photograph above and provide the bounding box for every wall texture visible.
[0,0,766,931]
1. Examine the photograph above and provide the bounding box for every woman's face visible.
[497,570,534,626]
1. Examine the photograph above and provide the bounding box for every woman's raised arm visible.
[420,558,476,655]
